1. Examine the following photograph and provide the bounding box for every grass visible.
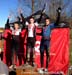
[70,29,72,65]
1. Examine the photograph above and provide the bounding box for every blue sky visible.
[0,0,31,28]
[0,0,18,27]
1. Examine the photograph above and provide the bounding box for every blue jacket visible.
[42,23,55,39]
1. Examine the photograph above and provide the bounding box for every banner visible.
[48,28,70,75]
[3,29,12,66]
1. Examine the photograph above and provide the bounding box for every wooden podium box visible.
[16,64,51,75]
[16,64,40,75]
[16,64,63,75]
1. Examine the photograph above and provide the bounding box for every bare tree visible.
[9,0,72,26]
[32,0,34,13]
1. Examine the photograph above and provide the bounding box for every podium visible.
[15,64,63,75]
[16,64,39,75]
